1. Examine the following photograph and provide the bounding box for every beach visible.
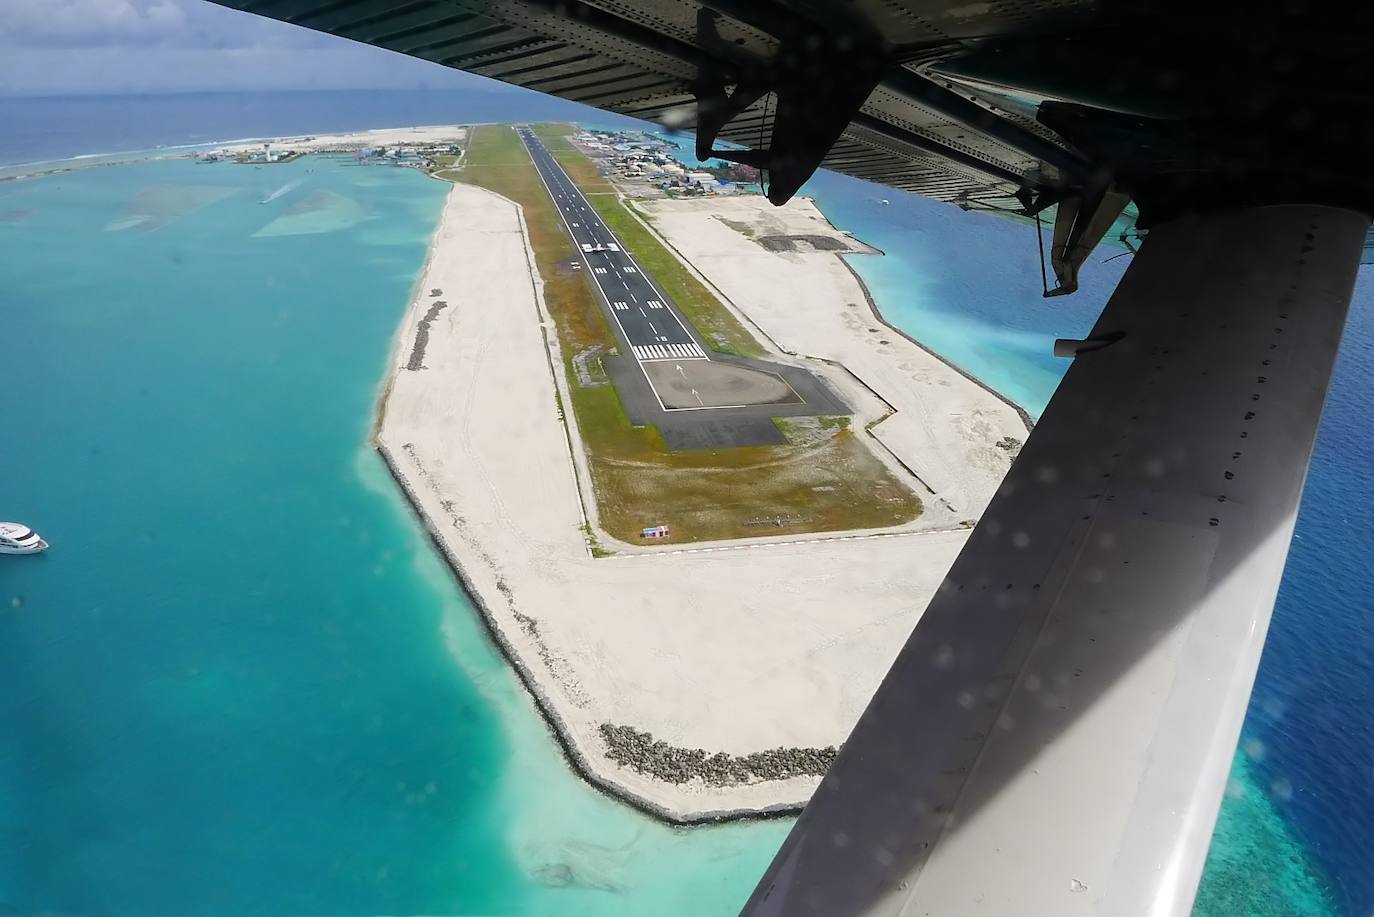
[376,173,1027,819]
[214,124,469,155]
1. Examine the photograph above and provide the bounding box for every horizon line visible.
[0,85,526,102]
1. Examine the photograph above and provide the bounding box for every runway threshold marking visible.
[632,343,706,360]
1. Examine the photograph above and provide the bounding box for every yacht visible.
[0,522,47,554]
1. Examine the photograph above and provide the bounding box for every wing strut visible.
[744,203,1368,916]
[691,8,886,204]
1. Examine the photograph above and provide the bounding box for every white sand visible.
[635,194,1030,520]
[378,181,1020,820]
[214,124,467,155]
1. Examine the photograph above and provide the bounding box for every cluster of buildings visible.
[237,144,297,164]
[357,144,462,171]
[574,129,756,196]
[198,141,462,170]
[195,144,301,165]
[358,146,424,165]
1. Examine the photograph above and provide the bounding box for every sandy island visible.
[216,124,469,155]
[0,125,472,183]
[376,159,1028,820]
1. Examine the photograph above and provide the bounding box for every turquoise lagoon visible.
[0,155,787,915]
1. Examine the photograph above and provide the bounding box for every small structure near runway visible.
[640,524,670,539]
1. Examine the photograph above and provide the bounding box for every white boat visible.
[0,522,47,554]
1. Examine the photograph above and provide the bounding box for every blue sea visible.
[1,91,1369,915]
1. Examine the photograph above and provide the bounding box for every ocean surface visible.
[1,91,1369,915]
[0,91,644,172]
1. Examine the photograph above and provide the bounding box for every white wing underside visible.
[745,204,1369,917]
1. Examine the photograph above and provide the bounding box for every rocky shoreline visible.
[405,294,448,371]
[600,724,838,786]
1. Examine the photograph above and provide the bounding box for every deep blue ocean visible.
[1,90,1369,915]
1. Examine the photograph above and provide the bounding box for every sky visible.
[0,0,492,96]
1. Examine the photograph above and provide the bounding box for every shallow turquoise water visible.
[1192,754,1337,916]
[802,169,1121,416]
[0,156,788,914]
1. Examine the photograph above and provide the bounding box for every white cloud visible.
[0,0,503,94]
[0,43,492,96]
[0,0,188,45]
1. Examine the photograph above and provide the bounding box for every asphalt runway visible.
[643,360,803,409]
[518,127,709,370]
[517,125,851,449]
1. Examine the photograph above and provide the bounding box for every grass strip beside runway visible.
[532,123,613,192]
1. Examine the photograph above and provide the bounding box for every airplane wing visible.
[209,0,1091,211]
[745,202,1367,915]
[206,2,1373,913]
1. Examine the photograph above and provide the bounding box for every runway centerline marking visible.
[519,128,764,415]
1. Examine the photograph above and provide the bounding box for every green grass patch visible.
[531,122,575,149]
[534,123,613,191]
[772,417,799,442]
[555,151,612,192]
[772,415,851,448]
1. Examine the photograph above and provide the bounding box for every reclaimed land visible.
[374,173,972,821]
[373,122,1029,820]
[451,124,922,545]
